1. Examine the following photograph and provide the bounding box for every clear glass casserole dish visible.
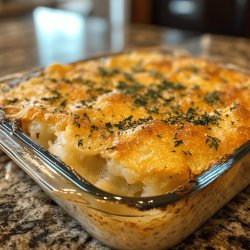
[0,48,249,249]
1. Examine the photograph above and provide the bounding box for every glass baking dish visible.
[0,49,249,249]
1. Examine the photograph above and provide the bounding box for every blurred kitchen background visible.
[0,0,249,76]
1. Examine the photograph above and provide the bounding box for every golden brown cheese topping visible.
[0,50,250,196]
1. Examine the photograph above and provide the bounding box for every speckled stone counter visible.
[0,12,249,250]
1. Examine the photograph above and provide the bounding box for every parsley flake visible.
[205,135,220,151]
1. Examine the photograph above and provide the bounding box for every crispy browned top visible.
[0,50,250,185]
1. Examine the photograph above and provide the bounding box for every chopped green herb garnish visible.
[73,114,80,119]
[116,81,143,94]
[98,67,120,77]
[204,91,222,106]
[106,146,117,150]
[41,96,59,103]
[147,107,159,114]
[60,100,67,107]
[174,140,183,147]
[41,90,62,104]
[230,103,237,111]
[105,122,113,129]
[159,79,186,91]
[6,98,18,104]
[74,122,80,128]
[134,97,147,107]
[205,135,220,150]
[77,138,83,147]
[83,112,91,122]
[91,124,98,131]
[51,90,62,97]
[75,78,95,85]
[192,112,221,126]
[182,150,192,156]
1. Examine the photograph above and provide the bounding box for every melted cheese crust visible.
[1,50,250,196]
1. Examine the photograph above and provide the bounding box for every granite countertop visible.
[0,11,249,250]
